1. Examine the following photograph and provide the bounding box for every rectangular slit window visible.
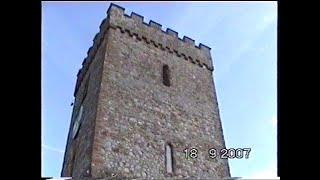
[163,65,171,87]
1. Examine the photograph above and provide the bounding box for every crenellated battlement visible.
[74,3,214,96]
[106,3,213,68]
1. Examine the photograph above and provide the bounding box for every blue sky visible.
[42,1,277,179]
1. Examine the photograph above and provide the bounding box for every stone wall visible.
[62,3,230,179]
[61,32,106,179]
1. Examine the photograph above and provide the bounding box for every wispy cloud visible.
[173,3,242,46]
[42,144,64,154]
[218,7,277,78]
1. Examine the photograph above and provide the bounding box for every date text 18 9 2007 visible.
[184,148,251,160]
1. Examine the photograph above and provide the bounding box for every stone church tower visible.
[61,3,230,179]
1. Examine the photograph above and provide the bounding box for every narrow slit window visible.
[163,65,171,87]
[165,143,173,174]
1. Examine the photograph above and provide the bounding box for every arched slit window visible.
[165,143,173,174]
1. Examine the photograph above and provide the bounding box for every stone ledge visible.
[111,25,210,69]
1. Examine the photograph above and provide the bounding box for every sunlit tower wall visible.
[61,3,230,179]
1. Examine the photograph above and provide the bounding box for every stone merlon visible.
[74,3,214,96]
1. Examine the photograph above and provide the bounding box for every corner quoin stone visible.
[61,3,230,179]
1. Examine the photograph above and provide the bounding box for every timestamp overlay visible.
[184,147,252,160]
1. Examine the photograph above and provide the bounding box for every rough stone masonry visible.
[61,3,231,180]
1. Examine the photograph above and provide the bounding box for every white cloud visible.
[42,144,64,154]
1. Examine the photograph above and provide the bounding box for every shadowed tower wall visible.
[61,3,230,179]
